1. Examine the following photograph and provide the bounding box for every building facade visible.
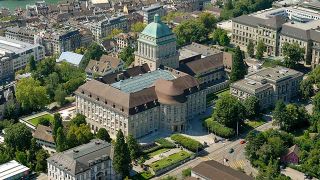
[230,67,303,109]
[75,66,206,138]
[0,160,30,180]
[47,139,120,180]
[134,14,179,71]
[141,4,165,24]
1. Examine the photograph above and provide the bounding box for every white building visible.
[0,160,30,180]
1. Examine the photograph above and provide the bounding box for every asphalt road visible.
[155,121,275,179]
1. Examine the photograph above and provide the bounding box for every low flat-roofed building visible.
[85,55,124,78]
[230,66,303,108]
[57,51,84,67]
[0,160,30,180]
[47,139,120,180]
[191,160,253,180]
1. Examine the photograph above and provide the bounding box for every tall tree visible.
[213,94,245,129]
[54,87,67,106]
[127,134,141,160]
[80,43,104,69]
[70,114,87,127]
[198,12,217,31]
[119,46,135,67]
[272,101,288,129]
[56,127,67,152]
[35,149,49,172]
[15,77,49,111]
[230,46,246,82]
[4,123,32,151]
[300,78,314,99]
[52,113,63,138]
[130,22,146,32]
[15,151,28,166]
[283,42,304,68]
[96,128,111,143]
[28,55,36,72]
[256,40,266,60]
[247,40,255,58]
[313,92,320,113]
[243,96,260,119]
[113,130,131,177]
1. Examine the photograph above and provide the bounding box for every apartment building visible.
[75,65,206,138]
[141,4,166,24]
[230,67,303,109]
[114,32,138,51]
[5,26,35,44]
[89,14,128,42]
[85,55,124,78]
[47,139,120,180]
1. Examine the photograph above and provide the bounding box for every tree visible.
[256,40,266,60]
[15,151,28,166]
[28,138,40,169]
[113,130,131,177]
[15,77,49,111]
[300,78,314,99]
[213,94,245,129]
[96,128,111,142]
[45,72,60,100]
[198,12,217,31]
[32,57,56,83]
[80,43,104,69]
[119,46,135,67]
[75,47,87,55]
[52,113,63,138]
[4,100,19,120]
[273,101,289,130]
[67,124,94,148]
[225,0,233,10]
[313,92,320,113]
[127,134,141,160]
[28,55,36,72]
[130,22,146,32]
[220,33,230,46]
[70,114,87,127]
[247,40,255,58]
[38,117,51,126]
[107,28,123,39]
[182,168,191,177]
[230,46,246,82]
[35,149,49,172]
[54,87,67,106]
[56,127,67,152]
[283,42,304,68]
[243,96,260,119]
[4,123,32,151]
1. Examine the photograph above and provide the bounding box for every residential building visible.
[0,160,30,180]
[281,144,300,164]
[114,32,138,51]
[230,67,303,109]
[0,37,44,75]
[33,124,56,150]
[189,160,253,180]
[5,26,35,44]
[75,65,206,138]
[47,139,120,180]
[141,4,166,24]
[134,14,179,71]
[57,51,84,67]
[85,55,125,78]
[89,14,128,42]
[0,84,15,119]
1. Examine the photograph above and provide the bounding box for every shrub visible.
[205,118,235,138]
[182,168,191,177]
[142,145,162,154]
[150,151,191,172]
[155,138,175,148]
[170,134,203,152]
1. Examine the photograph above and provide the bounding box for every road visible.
[155,121,275,179]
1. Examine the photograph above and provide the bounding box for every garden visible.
[26,113,54,126]
[170,134,204,152]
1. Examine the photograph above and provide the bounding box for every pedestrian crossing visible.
[228,160,245,169]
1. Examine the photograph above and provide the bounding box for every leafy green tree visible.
[198,12,217,31]
[243,96,260,119]
[211,28,229,46]
[52,113,63,138]
[230,46,246,82]
[283,42,304,68]
[300,78,314,99]
[54,87,67,106]
[67,124,93,148]
[75,47,87,55]
[219,33,230,46]
[45,72,60,100]
[28,138,40,169]
[80,43,104,69]
[4,100,19,120]
[15,77,49,111]
[96,128,111,142]
[70,114,86,126]
[161,176,177,180]
[182,168,191,177]
[15,151,28,166]
[256,40,266,60]
[213,94,245,129]
[4,123,32,151]
[38,117,50,126]
[127,134,141,160]
[130,22,146,32]
[119,46,135,67]
[113,130,131,177]
[272,101,289,129]
[174,20,209,46]
[56,127,67,152]
[247,40,255,58]
[28,55,36,72]
[313,92,320,113]
[32,57,56,83]
[107,29,123,39]
[225,0,233,10]
[35,149,49,172]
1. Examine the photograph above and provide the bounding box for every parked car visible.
[240,140,246,144]
[228,148,234,153]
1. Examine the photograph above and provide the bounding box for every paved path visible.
[145,148,181,165]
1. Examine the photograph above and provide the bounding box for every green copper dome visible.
[141,14,173,38]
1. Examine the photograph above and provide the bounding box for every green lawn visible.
[262,59,284,68]
[150,151,192,172]
[28,114,54,126]
[147,148,169,158]
[245,119,266,128]
[131,171,154,180]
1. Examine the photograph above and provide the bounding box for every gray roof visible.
[0,36,40,55]
[232,15,262,27]
[233,15,286,29]
[280,24,310,41]
[47,139,112,175]
[310,29,320,42]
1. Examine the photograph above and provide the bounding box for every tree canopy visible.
[4,123,32,151]
[130,22,146,32]
[230,46,246,82]
[247,40,255,58]
[113,130,131,176]
[79,43,105,69]
[283,42,304,69]
[256,40,266,60]
[127,134,141,160]
[96,128,111,143]
[119,46,135,67]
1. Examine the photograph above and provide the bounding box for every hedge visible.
[150,151,191,172]
[142,145,162,154]
[170,134,203,152]
[205,118,235,138]
[155,138,175,148]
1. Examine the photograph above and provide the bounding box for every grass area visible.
[27,114,54,126]
[150,151,192,172]
[131,170,154,180]
[245,119,266,128]
[147,148,169,158]
[262,59,284,68]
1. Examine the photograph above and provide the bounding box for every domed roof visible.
[141,14,173,38]
[154,79,187,105]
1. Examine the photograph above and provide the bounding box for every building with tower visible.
[134,14,179,71]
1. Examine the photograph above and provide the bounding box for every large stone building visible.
[47,139,120,180]
[231,6,320,66]
[75,66,206,138]
[141,4,166,24]
[134,14,179,71]
[230,67,303,109]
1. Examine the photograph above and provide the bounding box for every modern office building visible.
[134,14,179,71]
[141,4,166,24]
[230,67,303,109]
[75,65,206,138]
[47,139,120,180]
